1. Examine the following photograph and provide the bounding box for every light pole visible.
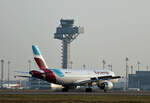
[8,61,10,87]
[108,64,112,71]
[131,65,133,74]
[28,60,31,72]
[1,59,4,88]
[102,60,106,69]
[125,57,129,91]
[70,61,73,69]
[147,65,149,71]
[83,64,86,69]
[137,61,140,71]
[28,60,31,88]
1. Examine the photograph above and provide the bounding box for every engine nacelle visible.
[97,81,113,91]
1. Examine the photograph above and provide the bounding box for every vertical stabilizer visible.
[32,45,48,70]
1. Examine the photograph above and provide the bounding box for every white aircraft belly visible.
[55,74,90,85]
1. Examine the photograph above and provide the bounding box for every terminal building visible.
[128,71,150,90]
[29,78,51,89]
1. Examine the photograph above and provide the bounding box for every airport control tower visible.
[54,19,84,69]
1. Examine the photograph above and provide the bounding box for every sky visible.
[0,0,150,80]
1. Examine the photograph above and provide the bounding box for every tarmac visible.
[0,89,150,96]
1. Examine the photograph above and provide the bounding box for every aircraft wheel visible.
[62,87,69,92]
[104,89,107,93]
[85,88,92,92]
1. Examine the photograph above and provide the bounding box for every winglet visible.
[32,45,48,70]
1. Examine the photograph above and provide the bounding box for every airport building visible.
[29,78,51,89]
[113,79,125,90]
[128,71,150,90]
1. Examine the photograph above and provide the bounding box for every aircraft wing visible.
[97,75,121,80]
[73,76,121,86]
[73,79,91,86]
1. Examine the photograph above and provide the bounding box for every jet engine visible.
[97,81,113,91]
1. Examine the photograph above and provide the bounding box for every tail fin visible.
[32,45,48,70]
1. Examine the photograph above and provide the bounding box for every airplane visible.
[18,45,121,92]
[3,80,21,89]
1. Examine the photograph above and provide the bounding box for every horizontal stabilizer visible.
[14,75,31,78]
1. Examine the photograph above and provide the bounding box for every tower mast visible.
[54,19,84,69]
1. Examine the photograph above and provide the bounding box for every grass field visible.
[0,94,150,103]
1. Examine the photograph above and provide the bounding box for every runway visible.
[0,90,150,96]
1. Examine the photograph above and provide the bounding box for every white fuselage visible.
[50,69,117,86]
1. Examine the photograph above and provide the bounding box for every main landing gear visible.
[62,86,93,92]
[62,87,69,92]
[85,88,92,92]
[104,89,107,93]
